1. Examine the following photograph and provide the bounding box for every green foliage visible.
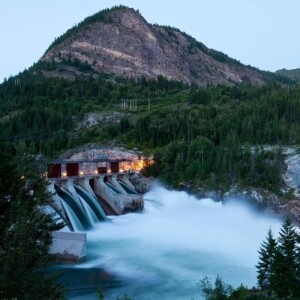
[145,142,282,192]
[199,221,300,300]
[256,219,300,299]
[271,219,299,299]
[256,229,277,289]
[0,71,187,157]
[285,188,295,200]
[276,68,300,83]
[97,288,131,300]
[198,277,272,300]
[160,25,242,66]
[199,276,234,300]
[46,5,132,51]
[97,288,104,300]
[59,57,97,73]
[187,88,210,105]
[159,25,291,85]
[0,142,64,299]
[1,68,300,192]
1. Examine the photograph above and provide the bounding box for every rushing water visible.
[59,185,281,299]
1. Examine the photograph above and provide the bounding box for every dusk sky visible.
[1,0,300,82]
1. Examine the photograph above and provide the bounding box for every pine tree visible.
[0,142,64,299]
[295,243,300,299]
[271,218,299,299]
[256,228,277,289]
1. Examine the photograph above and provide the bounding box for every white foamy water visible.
[65,185,282,299]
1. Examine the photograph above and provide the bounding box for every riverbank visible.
[177,183,300,226]
[56,144,300,224]
[55,186,282,299]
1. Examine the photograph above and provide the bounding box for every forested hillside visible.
[1,67,300,192]
[1,5,299,195]
[0,69,187,154]
[276,68,300,83]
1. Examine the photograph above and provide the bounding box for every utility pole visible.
[121,99,139,111]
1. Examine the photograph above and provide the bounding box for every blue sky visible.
[1,0,300,82]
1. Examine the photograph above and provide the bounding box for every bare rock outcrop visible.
[42,7,269,86]
[129,173,154,194]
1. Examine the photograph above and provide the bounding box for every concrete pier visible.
[93,175,143,214]
[48,172,144,231]
[49,231,87,263]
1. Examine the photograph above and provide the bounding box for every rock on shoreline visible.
[185,184,300,225]
[129,173,154,194]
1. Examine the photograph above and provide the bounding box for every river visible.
[58,185,281,299]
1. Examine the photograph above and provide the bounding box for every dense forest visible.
[1,50,300,300]
[276,68,300,83]
[0,141,64,299]
[1,65,300,192]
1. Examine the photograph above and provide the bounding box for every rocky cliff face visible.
[42,7,269,86]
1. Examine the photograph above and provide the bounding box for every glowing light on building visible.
[118,157,154,173]
[46,156,155,179]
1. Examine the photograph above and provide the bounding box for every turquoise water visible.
[59,186,281,299]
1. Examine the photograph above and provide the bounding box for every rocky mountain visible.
[276,68,300,83]
[41,6,285,86]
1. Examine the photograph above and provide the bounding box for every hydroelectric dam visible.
[46,158,144,262]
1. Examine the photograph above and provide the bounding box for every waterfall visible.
[60,185,282,300]
[118,180,138,194]
[55,186,93,231]
[74,184,108,222]
[105,182,122,194]
[60,199,85,232]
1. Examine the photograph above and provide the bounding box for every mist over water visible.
[65,185,282,299]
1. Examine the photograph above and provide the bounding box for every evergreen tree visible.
[0,142,64,299]
[295,243,300,299]
[271,218,299,299]
[0,142,16,242]
[256,229,277,289]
